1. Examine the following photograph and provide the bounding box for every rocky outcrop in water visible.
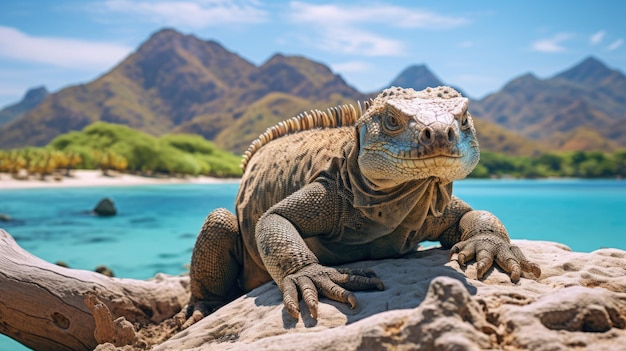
[93,198,117,216]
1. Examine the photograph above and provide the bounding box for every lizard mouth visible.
[360,144,478,183]
[374,147,463,161]
[396,153,462,161]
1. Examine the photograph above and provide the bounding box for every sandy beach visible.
[0,170,240,190]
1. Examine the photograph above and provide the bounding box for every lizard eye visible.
[460,111,470,130]
[383,114,403,134]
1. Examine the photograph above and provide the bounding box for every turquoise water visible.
[0,182,241,279]
[1,179,625,350]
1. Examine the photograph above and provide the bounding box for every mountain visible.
[1,29,621,156]
[389,65,445,90]
[0,29,366,151]
[471,56,626,150]
[387,65,466,97]
[172,53,366,146]
[473,118,547,156]
[554,56,618,86]
[0,86,48,126]
[0,29,260,147]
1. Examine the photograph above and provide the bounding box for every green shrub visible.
[46,122,242,177]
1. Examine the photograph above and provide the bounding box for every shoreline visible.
[0,170,240,190]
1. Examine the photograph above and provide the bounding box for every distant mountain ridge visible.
[0,29,368,151]
[0,28,624,156]
[388,64,466,97]
[555,56,618,85]
[0,86,48,126]
[471,56,626,151]
[389,65,445,90]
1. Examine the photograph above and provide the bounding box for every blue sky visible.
[0,1,624,108]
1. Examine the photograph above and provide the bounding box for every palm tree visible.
[9,151,26,179]
[0,151,6,180]
[50,151,69,176]
[111,153,128,173]
[65,152,83,176]
[98,151,112,176]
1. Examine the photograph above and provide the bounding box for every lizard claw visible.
[450,236,541,282]
[175,309,205,330]
[281,264,384,319]
[506,244,541,281]
[175,300,220,330]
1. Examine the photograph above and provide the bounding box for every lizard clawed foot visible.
[175,300,221,330]
[450,235,541,283]
[281,264,384,319]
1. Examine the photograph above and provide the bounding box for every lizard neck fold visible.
[340,143,453,232]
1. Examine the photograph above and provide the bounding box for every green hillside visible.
[0,122,242,179]
[470,150,626,178]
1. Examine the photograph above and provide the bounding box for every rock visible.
[94,198,117,216]
[153,240,626,351]
[95,265,115,277]
[0,213,11,222]
[55,261,70,268]
[54,262,116,277]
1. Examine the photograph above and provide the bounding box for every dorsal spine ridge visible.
[241,100,372,170]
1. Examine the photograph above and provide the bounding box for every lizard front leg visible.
[450,210,541,282]
[256,181,383,319]
[430,196,541,282]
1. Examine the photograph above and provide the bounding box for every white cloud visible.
[289,2,468,29]
[98,0,267,28]
[590,30,605,45]
[312,26,404,57]
[0,26,131,68]
[608,39,624,51]
[287,2,469,57]
[331,61,373,73]
[531,33,572,53]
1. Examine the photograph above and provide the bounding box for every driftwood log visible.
[0,229,189,351]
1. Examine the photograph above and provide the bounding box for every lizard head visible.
[355,86,480,187]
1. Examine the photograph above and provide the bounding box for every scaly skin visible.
[176,86,541,328]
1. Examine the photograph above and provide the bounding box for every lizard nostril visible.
[419,127,434,145]
[446,126,456,144]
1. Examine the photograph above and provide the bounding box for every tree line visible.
[2,121,626,180]
[470,150,626,178]
[0,122,242,180]
[0,148,83,180]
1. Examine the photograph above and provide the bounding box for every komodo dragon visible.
[177,86,541,328]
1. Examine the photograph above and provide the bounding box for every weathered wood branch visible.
[0,229,190,351]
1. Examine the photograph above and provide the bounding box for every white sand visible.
[0,170,239,189]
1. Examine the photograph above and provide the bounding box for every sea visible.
[1,179,625,350]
